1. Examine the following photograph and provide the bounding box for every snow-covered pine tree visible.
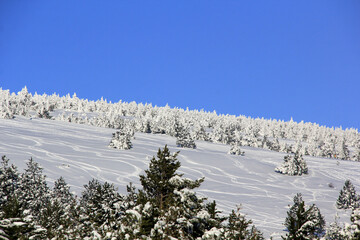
[275,151,308,176]
[36,106,52,119]
[223,205,264,240]
[282,193,325,240]
[324,213,346,240]
[138,145,205,237]
[16,158,50,223]
[0,199,47,240]
[346,208,360,239]
[79,179,125,239]
[175,123,196,149]
[321,136,337,159]
[0,156,19,207]
[337,138,350,160]
[228,143,245,156]
[109,131,133,150]
[336,180,360,209]
[149,176,207,239]
[192,125,209,141]
[40,177,79,239]
[352,143,360,162]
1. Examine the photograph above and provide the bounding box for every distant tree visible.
[228,143,245,156]
[336,180,360,209]
[352,143,360,162]
[36,106,52,119]
[282,193,325,240]
[275,151,308,176]
[192,125,209,141]
[321,136,337,159]
[109,131,133,150]
[175,122,196,149]
[337,138,350,160]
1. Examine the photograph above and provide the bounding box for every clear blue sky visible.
[1,1,359,129]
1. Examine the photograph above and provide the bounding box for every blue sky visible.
[1,1,359,129]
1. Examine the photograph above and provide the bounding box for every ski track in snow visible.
[1,116,359,239]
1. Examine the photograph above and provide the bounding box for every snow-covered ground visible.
[1,116,359,239]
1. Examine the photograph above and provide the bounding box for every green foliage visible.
[0,150,268,239]
[283,193,325,240]
[336,179,360,209]
[79,179,125,238]
[224,206,264,240]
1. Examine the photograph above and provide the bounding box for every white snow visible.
[1,116,360,239]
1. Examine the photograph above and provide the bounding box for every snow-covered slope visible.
[1,116,359,239]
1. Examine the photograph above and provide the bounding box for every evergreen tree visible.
[228,143,245,156]
[223,205,264,240]
[79,179,125,239]
[337,138,350,161]
[346,208,360,239]
[176,123,196,149]
[324,213,346,240]
[336,180,360,209]
[275,151,308,176]
[109,131,133,150]
[40,177,79,239]
[0,196,46,240]
[282,193,325,240]
[321,136,337,159]
[352,144,360,162]
[16,158,50,223]
[36,106,52,119]
[0,156,19,207]
[138,145,204,236]
[193,125,209,141]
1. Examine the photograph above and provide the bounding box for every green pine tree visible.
[282,193,325,240]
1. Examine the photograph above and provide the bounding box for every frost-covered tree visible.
[0,157,47,240]
[223,206,264,240]
[336,180,360,209]
[40,177,79,239]
[0,200,47,240]
[345,208,360,239]
[324,213,346,240]
[321,136,337,159]
[352,144,360,162]
[79,179,125,239]
[175,122,196,149]
[16,158,50,223]
[138,145,204,236]
[228,143,245,156]
[275,151,308,176]
[109,131,133,150]
[282,193,325,240]
[36,106,52,119]
[337,138,350,161]
[192,125,209,141]
[0,156,19,207]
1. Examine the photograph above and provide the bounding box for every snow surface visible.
[1,116,359,239]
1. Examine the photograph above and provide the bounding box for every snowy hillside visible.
[1,115,359,239]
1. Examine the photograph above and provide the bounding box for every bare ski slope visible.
[1,116,359,239]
